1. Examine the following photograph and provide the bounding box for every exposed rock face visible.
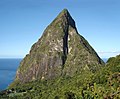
[15,9,104,83]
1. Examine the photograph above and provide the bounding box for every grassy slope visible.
[0,55,120,99]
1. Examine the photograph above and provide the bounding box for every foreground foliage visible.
[0,56,120,99]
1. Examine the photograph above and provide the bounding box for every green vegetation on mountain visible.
[0,9,119,99]
[0,55,120,99]
[12,9,104,84]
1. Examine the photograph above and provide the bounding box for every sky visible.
[0,0,120,58]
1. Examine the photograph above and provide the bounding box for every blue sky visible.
[0,0,120,58]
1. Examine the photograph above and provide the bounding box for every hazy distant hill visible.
[102,58,108,63]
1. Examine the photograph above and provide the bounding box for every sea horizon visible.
[0,58,22,91]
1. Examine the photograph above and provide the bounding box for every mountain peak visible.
[60,9,69,14]
[59,9,70,17]
[11,9,104,84]
[52,9,76,28]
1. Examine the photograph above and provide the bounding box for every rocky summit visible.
[13,9,104,84]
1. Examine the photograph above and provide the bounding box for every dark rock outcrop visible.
[13,9,104,84]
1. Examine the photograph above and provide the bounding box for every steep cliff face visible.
[14,9,104,83]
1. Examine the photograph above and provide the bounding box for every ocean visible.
[0,59,22,91]
[0,58,108,91]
